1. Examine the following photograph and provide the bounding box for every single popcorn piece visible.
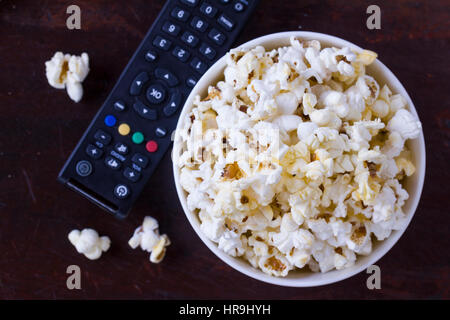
[68,228,110,260]
[176,37,422,277]
[387,109,422,140]
[128,216,171,263]
[45,51,90,102]
[356,49,378,65]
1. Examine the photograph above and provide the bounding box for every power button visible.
[114,184,130,199]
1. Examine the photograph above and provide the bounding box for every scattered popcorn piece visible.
[128,216,171,263]
[68,228,110,260]
[45,51,90,102]
[175,37,422,277]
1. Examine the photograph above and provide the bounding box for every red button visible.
[146,140,158,153]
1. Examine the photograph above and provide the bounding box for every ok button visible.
[146,84,166,104]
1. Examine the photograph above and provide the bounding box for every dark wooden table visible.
[0,0,449,299]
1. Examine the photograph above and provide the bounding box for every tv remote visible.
[58,0,259,219]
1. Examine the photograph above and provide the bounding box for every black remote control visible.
[58,0,259,219]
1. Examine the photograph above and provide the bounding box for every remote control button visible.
[123,167,141,182]
[220,0,231,3]
[186,76,197,87]
[114,100,126,112]
[146,84,166,104]
[163,92,182,117]
[133,100,158,121]
[114,142,129,155]
[105,156,121,170]
[199,43,216,60]
[181,31,199,48]
[208,28,226,45]
[191,16,208,32]
[146,140,158,153]
[153,36,171,51]
[200,3,218,17]
[131,163,142,172]
[180,0,198,7]
[104,115,117,127]
[132,132,145,145]
[145,50,158,62]
[162,21,181,36]
[171,7,190,22]
[172,46,190,62]
[130,72,149,96]
[155,127,167,137]
[190,57,208,74]
[233,0,245,12]
[217,14,235,31]
[86,144,103,159]
[155,68,179,87]
[132,153,149,168]
[114,184,130,199]
[118,123,131,136]
[110,150,126,162]
[94,130,111,145]
[76,160,92,177]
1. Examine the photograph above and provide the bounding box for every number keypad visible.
[162,21,181,36]
[153,36,171,50]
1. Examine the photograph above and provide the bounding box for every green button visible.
[132,132,144,144]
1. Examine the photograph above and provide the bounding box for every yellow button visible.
[118,123,130,136]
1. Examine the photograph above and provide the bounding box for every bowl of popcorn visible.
[172,31,425,287]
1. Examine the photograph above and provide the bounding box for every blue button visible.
[104,115,116,127]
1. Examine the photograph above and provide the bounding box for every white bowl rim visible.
[172,31,426,287]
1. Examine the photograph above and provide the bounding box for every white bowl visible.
[172,31,426,287]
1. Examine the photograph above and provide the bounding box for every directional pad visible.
[163,92,182,117]
[130,72,149,96]
[155,68,179,87]
[146,84,166,104]
[133,99,157,120]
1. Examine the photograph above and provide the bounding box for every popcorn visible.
[310,109,342,130]
[218,230,245,257]
[302,92,318,115]
[276,92,299,115]
[272,115,302,138]
[259,254,291,277]
[382,131,405,158]
[297,122,318,141]
[128,216,171,263]
[395,156,416,177]
[319,90,349,118]
[45,51,90,102]
[371,99,390,118]
[387,109,422,140]
[372,184,397,223]
[177,38,422,277]
[346,222,372,255]
[356,49,378,65]
[68,228,110,260]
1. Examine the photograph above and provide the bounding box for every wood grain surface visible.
[0,0,449,299]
